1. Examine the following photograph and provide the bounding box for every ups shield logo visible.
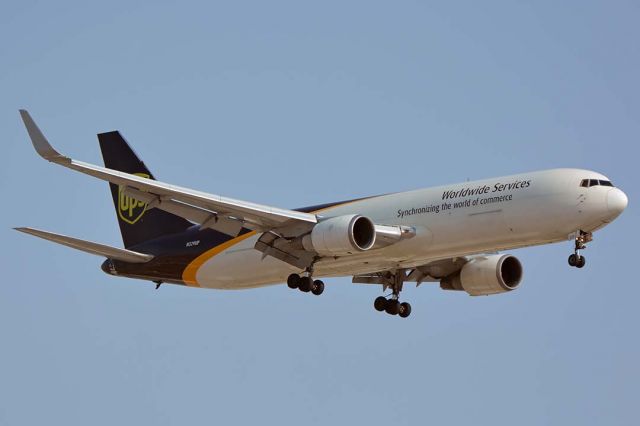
[118,173,150,225]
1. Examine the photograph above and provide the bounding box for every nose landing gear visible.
[568,230,591,268]
[568,253,585,268]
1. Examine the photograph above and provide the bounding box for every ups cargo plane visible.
[15,110,628,318]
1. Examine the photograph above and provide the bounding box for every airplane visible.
[15,110,628,318]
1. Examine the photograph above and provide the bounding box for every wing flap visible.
[14,227,154,263]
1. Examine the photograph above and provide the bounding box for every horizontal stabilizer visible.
[14,227,154,263]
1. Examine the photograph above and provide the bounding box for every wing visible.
[19,110,317,236]
[352,257,469,287]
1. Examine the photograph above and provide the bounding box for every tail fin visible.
[98,131,192,248]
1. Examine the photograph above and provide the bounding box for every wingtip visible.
[13,227,32,236]
[19,110,65,161]
[18,109,33,126]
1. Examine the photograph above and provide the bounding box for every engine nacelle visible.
[303,214,376,256]
[440,254,523,296]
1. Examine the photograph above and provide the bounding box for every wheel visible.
[311,280,324,295]
[576,255,586,268]
[287,273,300,289]
[374,296,387,312]
[568,254,578,267]
[399,302,412,318]
[299,276,313,292]
[385,299,400,315]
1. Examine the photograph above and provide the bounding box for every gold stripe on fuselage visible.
[182,231,257,286]
[180,196,377,286]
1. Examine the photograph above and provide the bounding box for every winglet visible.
[19,109,67,162]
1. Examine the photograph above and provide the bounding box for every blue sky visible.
[1,1,638,425]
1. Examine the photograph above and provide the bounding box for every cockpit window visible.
[580,179,614,188]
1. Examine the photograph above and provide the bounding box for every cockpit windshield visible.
[580,179,614,188]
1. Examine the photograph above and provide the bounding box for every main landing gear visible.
[373,270,412,318]
[374,296,412,318]
[287,273,324,296]
[568,230,592,269]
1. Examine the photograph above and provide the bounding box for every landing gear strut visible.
[568,230,591,269]
[373,270,412,318]
[287,273,324,296]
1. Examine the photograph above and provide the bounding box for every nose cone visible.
[607,188,628,218]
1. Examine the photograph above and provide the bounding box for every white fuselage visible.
[192,169,627,289]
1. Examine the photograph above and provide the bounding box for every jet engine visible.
[303,214,376,256]
[440,254,523,296]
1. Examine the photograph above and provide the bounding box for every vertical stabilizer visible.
[98,131,192,248]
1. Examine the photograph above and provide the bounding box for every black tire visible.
[299,276,313,292]
[576,255,586,268]
[311,280,324,295]
[287,273,300,289]
[385,299,400,315]
[374,296,387,312]
[568,254,578,267]
[399,302,412,318]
